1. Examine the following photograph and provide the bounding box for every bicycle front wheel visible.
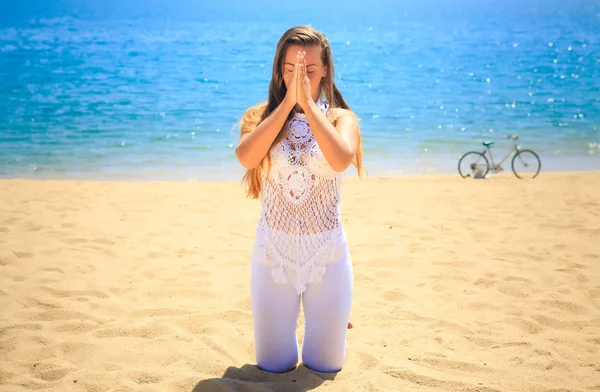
[458,151,489,178]
[512,149,541,179]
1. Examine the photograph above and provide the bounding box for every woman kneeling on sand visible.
[235,25,364,373]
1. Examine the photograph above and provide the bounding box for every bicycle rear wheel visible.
[458,151,489,178]
[511,149,541,179]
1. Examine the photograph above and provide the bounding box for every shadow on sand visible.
[191,363,337,392]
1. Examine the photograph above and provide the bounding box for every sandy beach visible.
[1,171,599,392]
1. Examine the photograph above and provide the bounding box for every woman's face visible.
[282,44,327,103]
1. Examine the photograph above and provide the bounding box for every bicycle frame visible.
[482,137,520,169]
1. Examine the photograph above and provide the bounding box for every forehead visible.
[284,44,322,64]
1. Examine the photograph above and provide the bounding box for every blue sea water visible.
[1,0,599,180]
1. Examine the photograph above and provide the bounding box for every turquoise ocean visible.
[1,0,599,181]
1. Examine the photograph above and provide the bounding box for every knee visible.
[302,356,344,373]
[256,353,298,373]
[302,347,346,373]
[255,338,299,374]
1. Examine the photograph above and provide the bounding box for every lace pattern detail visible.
[254,99,344,294]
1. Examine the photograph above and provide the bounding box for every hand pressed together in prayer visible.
[283,50,317,111]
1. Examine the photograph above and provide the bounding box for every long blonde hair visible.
[239,25,365,199]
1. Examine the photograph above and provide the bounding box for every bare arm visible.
[235,56,303,170]
[295,52,359,172]
[235,99,295,169]
[303,103,360,172]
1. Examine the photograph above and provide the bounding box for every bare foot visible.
[347,322,353,329]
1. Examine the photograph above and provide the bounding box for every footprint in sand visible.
[413,357,491,374]
[103,362,121,372]
[214,310,251,324]
[586,337,600,347]
[355,351,379,371]
[57,341,95,360]
[24,297,61,310]
[504,316,545,334]
[539,299,588,315]
[41,286,109,299]
[12,251,34,259]
[381,290,405,302]
[130,308,189,318]
[62,237,88,245]
[531,314,583,331]
[54,322,100,334]
[532,348,553,357]
[428,320,473,335]
[92,238,115,245]
[95,324,171,339]
[176,318,221,335]
[44,267,64,274]
[0,336,18,355]
[30,362,71,382]
[497,283,533,298]
[199,335,235,361]
[473,278,495,288]
[353,271,374,283]
[492,341,532,349]
[383,368,492,391]
[555,266,590,284]
[148,251,167,259]
[589,288,600,300]
[504,275,532,283]
[575,273,590,284]
[0,323,43,337]
[465,336,498,348]
[32,310,98,322]
[467,301,501,312]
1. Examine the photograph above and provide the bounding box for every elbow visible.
[235,146,258,170]
[332,163,352,173]
[331,153,354,173]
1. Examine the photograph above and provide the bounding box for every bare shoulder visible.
[240,101,267,135]
[244,101,267,119]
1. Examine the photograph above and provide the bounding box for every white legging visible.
[250,239,353,373]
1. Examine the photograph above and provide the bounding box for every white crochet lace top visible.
[253,99,344,294]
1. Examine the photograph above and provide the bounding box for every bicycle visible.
[457,134,541,179]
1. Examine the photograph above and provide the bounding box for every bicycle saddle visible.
[483,141,495,147]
